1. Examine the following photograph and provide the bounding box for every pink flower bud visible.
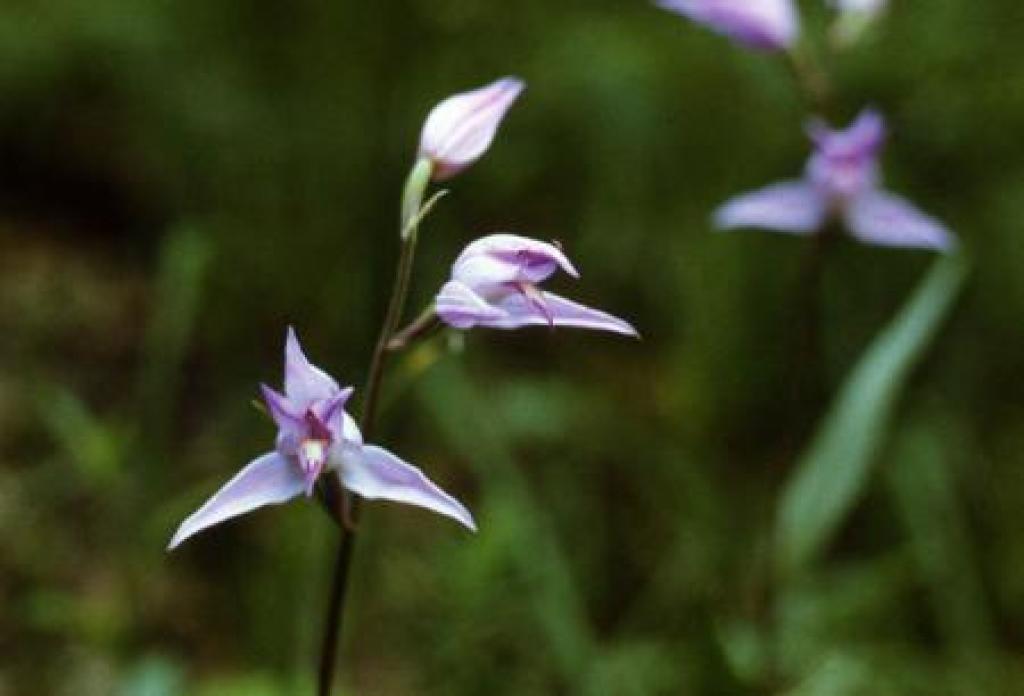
[417,77,525,180]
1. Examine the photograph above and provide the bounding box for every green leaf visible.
[885,415,995,655]
[775,254,968,577]
[136,224,214,451]
[417,360,597,686]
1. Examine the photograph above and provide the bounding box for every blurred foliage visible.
[2,0,1024,694]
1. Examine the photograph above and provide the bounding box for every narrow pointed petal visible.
[418,77,525,180]
[167,453,305,550]
[341,445,476,531]
[260,384,304,435]
[807,109,886,156]
[714,181,827,234]
[492,290,639,336]
[284,327,340,406]
[844,190,955,251]
[435,280,508,329]
[311,387,355,427]
[657,0,800,51]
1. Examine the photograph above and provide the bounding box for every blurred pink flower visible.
[418,77,525,180]
[656,0,800,52]
[436,234,638,336]
[715,110,955,251]
[168,328,475,549]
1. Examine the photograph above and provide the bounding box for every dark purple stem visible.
[316,159,432,696]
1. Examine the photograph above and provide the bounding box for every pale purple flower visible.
[417,77,525,181]
[168,328,475,549]
[435,234,638,336]
[656,0,800,52]
[715,110,955,251]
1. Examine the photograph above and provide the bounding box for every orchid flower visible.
[434,234,638,336]
[417,77,525,181]
[656,0,800,52]
[168,328,475,549]
[715,110,955,251]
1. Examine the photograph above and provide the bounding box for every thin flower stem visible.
[317,157,434,696]
[387,306,441,352]
[786,42,834,116]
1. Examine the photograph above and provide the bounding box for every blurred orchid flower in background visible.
[417,77,525,181]
[435,234,638,336]
[829,0,888,47]
[715,109,955,251]
[656,0,800,52]
[168,328,475,549]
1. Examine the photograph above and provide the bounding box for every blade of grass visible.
[885,415,995,655]
[775,254,968,578]
[136,224,214,452]
[418,359,598,690]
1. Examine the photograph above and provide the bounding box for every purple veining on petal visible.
[451,234,578,291]
[435,280,509,329]
[418,77,525,180]
[493,290,640,336]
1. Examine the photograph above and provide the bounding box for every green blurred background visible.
[3,1,1024,694]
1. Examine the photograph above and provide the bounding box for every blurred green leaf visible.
[885,415,995,655]
[194,673,286,696]
[118,656,184,696]
[783,652,878,696]
[37,385,124,486]
[776,254,968,577]
[137,224,214,450]
[418,359,598,690]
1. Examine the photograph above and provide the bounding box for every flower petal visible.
[341,445,476,531]
[311,387,355,427]
[452,233,579,289]
[167,453,305,550]
[260,384,303,433]
[435,280,509,329]
[418,77,525,180]
[807,109,886,158]
[284,326,340,406]
[491,289,639,336]
[844,190,955,251]
[657,0,800,51]
[714,181,827,234]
